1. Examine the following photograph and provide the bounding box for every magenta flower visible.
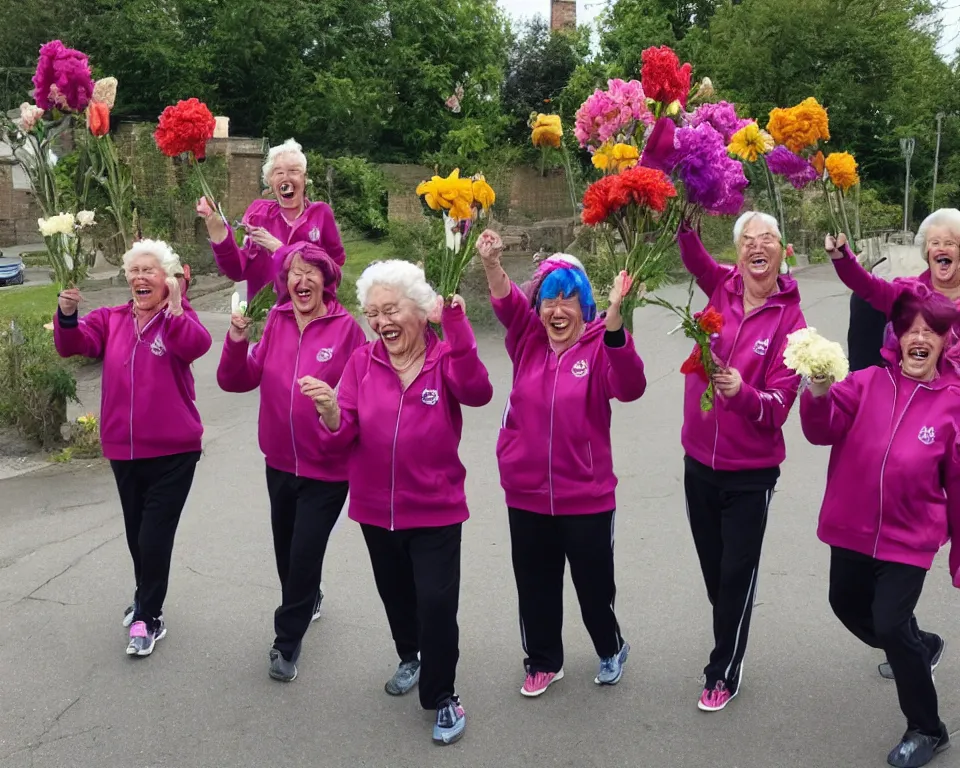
[675,124,748,216]
[640,117,679,174]
[765,145,819,190]
[574,78,655,149]
[33,40,94,113]
[687,101,751,144]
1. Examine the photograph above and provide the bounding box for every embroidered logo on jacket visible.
[421,389,439,406]
[150,336,166,357]
[572,359,589,378]
[919,426,936,445]
[316,347,333,363]
[309,226,321,242]
[753,338,770,356]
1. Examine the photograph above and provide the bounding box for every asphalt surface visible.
[2,263,959,768]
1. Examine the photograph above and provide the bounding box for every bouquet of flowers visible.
[154,98,218,210]
[231,283,276,322]
[415,168,496,298]
[38,210,97,289]
[784,327,849,383]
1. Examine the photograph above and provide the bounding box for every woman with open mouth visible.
[800,288,960,768]
[197,138,347,302]
[216,243,367,683]
[313,260,492,745]
[476,229,646,699]
[53,240,212,658]
[676,212,806,712]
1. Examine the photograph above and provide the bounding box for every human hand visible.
[58,287,82,316]
[165,277,183,316]
[476,229,504,267]
[248,227,283,253]
[712,365,742,398]
[228,313,252,342]
[824,233,848,260]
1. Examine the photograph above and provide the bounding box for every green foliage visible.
[306,153,389,236]
[0,313,79,449]
[386,219,445,266]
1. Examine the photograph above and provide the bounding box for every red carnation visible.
[614,166,677,213]
[697,306,723,334]
[154,98,216,160]
[680,347,709,383]
[641,45,693,107]
[581,174,619,225]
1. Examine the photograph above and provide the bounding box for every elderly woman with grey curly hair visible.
[54,240,212,658]
[307,260,493,745]
[197,138,347,300]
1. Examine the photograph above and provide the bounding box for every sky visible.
[497,0,960,59]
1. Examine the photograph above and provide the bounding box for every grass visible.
[0,283,59,320]
[338,236,391,309]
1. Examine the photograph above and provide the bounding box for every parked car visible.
[0,255,26,286]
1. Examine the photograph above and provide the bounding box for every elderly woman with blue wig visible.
[477,229,647,698]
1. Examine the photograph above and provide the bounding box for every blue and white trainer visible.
[433,696,466,745]
[595,642,630,685]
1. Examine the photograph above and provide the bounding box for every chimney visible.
[550,0,576,31]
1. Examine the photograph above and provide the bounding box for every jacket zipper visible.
[390,395,404,531]
[548,358,561,515]
[288,316,325,477]
[129,312,162,460]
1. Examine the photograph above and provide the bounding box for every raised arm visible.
[826,234,902,317]
[799,372,863,446]
[199,198,274,292]
[440,300,494,408]
[677,221,728,297]
[216,314,268,393]
[601,272,646,402]
[53,289,107,359]
[162,279,212,363]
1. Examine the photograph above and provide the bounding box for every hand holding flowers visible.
[784,327,850,391]
[824,232,848,260]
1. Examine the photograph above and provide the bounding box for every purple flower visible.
[688,102,751,143]
[640,117,679,174]
[675,124,748,216]
[33,40,94,113]
[765,145,818,190]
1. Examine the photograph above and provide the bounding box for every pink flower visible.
[32,40,94,113]
[18,102,44,132]
[574,78,655,149]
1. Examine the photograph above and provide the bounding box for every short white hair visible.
[733,211,781,245]
[356,260,438,315]
[262,138,308,186]
[915,208,960,254]
[122,239,182,277]
[545,253,585,270]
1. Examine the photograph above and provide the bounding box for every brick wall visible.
[551,0,577,31]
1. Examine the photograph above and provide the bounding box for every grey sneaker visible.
[268,649,298,682]
[879,635,944,680]
[595,642,630,685]
[385,659,421,696]
[125,618,166,657]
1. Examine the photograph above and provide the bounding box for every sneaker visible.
[697,680,737,712]
[125,619,166,657]
[268,648,298,682]
[595,642,630,685]
[520,668,564,697]
[311,587,324,623]
[432,695,466,745]
[384,659,421,696]
[887,723,950,768]
[880,635,945,681]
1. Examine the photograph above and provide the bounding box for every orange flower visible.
[86,101,110,137]
[825,152,859,192]
[811,150,825,176]
[766,97,830,153]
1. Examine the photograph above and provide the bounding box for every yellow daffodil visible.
[825,152,859,192]
[471,174,496,211]
[416,169,475,221]
[591,142,639,173]
[531,114,563,148]
[727,123,774,162]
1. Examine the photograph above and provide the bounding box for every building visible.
[550,0,576,31]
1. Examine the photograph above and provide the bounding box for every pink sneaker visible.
[697,680,736,711]
[520,668,564,697]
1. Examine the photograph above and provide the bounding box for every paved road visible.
[2,264,959,768]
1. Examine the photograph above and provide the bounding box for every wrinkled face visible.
[126,254,167,311]
[364,285,426,356]
[925,225,960,286]
[270,154,306,210]
[287,255,324,316]
[737,219,782,282]
[539,295,584,347]
[899,314,944,381]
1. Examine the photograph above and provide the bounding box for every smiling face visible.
[269,154,306,211]
[287,254,325,317]
[925,224,960,289]
[126,254,167,312]
[899,314,945,381]
[737,218,782,286]
[364,284,426,356]
[539,295,584,348]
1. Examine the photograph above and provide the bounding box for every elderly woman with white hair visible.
[308,260,492,745]
[197,138,346,300]
[54,240,212,657]
[675,212,806,712]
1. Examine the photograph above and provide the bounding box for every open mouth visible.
[935,254,954,270]
[295,288,311,301]
[908,345,930,361]
[279,182,296,200]
[549,319,570,331]
[749,254,768,269]
[381,329,401,342]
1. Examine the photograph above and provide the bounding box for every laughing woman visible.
[54,240,211,657]
[197,138,346,300]
[217,242,367,683]
[800,289,960,768]
[676,212,806,712]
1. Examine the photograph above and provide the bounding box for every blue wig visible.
[537,267,597,322]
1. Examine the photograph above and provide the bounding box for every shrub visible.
[0,313,79,449]
[305,153,389,236]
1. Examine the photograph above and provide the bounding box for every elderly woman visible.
[676,212,806,712]
[54,240,212,657]
[475,230,646,698]
[308,260,492,745]
[800,289,960,768]
[216,242,366,683]
[197,138,346,300]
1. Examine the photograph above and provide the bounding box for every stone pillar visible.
[550,0,577,31]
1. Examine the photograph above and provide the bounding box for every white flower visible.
[63,253,74,271]
[18,102,44,132]
[694,77,715,101]
[91,77,118,109]
[442,213,462,254]
[76,210,96,228]
[784,327,849,382]
[231,292,247,315]
[38,213,76,238]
